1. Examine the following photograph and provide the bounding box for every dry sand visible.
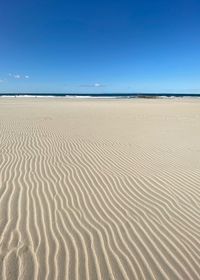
[0,97,200,280]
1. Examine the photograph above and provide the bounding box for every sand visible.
[0,97,200,280]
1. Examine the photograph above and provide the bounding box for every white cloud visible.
[14,74,21,79]
[8,73,30,79]
[0,79,3,83]
[80,83,106,87]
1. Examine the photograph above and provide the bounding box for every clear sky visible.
[0,0,200,93]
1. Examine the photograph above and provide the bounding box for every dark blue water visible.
[1,93,200,98]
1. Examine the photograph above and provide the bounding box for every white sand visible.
[0,98,200,280]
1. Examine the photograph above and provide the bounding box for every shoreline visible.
[1,93,200,99]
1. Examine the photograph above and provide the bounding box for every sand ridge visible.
[0,98,200,280]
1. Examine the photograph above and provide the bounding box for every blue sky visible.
[0,0,200,93]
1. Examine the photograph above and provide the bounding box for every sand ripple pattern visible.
[0,98,200,280]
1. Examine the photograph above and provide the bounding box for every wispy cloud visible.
[0,79,4,83]
[80,83,106,87]
[13,74,21,79]
[8,73,30,79]
[94,83,101,87]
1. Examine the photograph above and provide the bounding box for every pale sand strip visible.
[0,98,200,280]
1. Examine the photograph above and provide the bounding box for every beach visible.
[0,97,200,280]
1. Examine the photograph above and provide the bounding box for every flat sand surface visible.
[0,98,200,280]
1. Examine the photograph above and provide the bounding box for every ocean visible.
[0,93,200,98]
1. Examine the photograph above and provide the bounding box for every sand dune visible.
[0,98,200,280]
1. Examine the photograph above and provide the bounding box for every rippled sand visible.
[0,98,200,280]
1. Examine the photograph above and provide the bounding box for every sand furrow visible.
[0,98,200,280]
